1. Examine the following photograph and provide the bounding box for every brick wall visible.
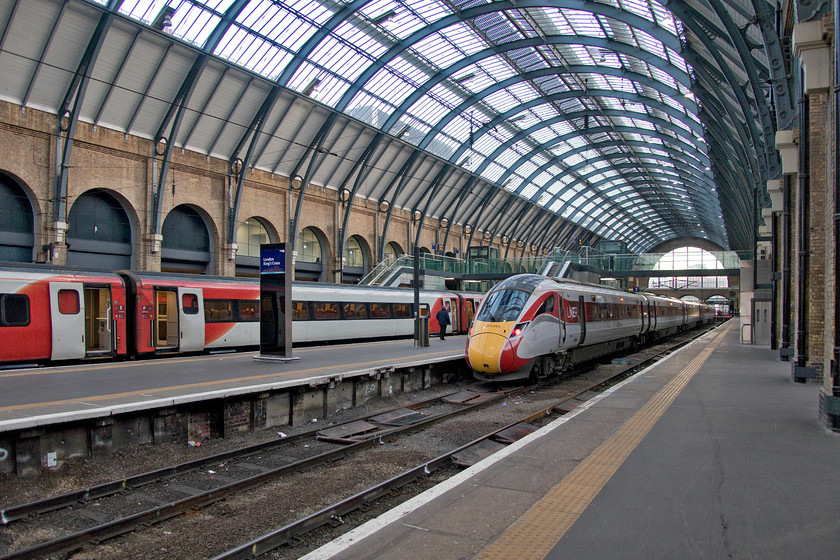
[0,100,510,274]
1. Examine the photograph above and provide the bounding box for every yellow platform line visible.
[476,324,731,560]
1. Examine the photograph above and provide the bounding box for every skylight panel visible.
[411,0,452,25]
[362,69,417,108]
[530,104,560,120]
[520,184,539,198]
[476,56,518,82]
[440,23,487,57]
[440,114,472,141]
[481,162,506,183]
[667,47,689,73]
[530,127,559,144]
[426,134,460,159]
[620,0,656,26]
[518,160,538,177]
[565,10,606,38]
[309,36,370,81]
[241,4,316,51]
[414,33,465,68]
[335,21,389,59]
[314,74,352,107]
[428,82,466,108]
[537,7,575,34]
[473,133,503,155]
[386,57,435,90]
[507,82,540,103]
[408,95,451,126]
[484,89,522,114]
[292,0,336,26]
[175,4,219,46]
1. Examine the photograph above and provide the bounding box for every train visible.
[466,274,715,382]
[0,263,483,365]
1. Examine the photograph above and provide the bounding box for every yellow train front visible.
[466,274,569,382]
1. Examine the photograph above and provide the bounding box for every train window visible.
[205,299,234,322]
[342,303,368,319]
[292,301,309,320]
[313,302,339,320]
[238,300,259,322]
[476,289,529,322]
[393,303,412,318]
[1,294,29,326]
[370,303,390,318]
[537,295,555,315]
[182,294,199,315]
[57,289,80,315]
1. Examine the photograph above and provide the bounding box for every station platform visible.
[303,321,840,560]
[0,336,463,432]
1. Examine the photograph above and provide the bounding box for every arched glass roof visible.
[13,0,784,253]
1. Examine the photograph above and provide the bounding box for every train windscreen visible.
[476,289,530,322]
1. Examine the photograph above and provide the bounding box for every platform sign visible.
[257,243,295,360]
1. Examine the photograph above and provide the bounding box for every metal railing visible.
[357,247,749,286]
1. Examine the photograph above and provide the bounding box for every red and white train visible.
[466,274,715,382]
[0,264,483,365]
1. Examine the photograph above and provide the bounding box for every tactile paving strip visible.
[476,324,731,560]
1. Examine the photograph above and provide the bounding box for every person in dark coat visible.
[436,302,451,340]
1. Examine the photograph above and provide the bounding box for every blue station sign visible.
[260,247,286,274]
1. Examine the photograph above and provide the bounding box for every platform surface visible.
[303,321,840,560]
[0,336,463,430]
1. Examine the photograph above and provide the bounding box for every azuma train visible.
[0,264,482,365]
[466,274,715,382]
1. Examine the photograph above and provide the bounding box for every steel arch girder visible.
[331,0,686,114]
[417,65,699,154]
[467,108,707,184]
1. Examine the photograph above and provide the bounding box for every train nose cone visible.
[468,331,514,374]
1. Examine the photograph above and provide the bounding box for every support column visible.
[775,134,798,360]
[792,20,832,381]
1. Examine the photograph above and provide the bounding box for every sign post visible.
[254,243,298,362]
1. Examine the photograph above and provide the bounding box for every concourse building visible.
[0,0,838,429]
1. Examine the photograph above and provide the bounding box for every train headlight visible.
[511,322,529,337]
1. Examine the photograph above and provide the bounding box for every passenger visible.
[436,302,451,341]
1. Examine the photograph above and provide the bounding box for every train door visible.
[178,287,205,352]
[84,286,113,356]
[448,298,459,332]
[578,296,586,345]
[558,296,566,344]
[49,282,85,360]
[154,290,179,349]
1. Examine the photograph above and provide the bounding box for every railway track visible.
[211,324,719,560]
[0,323,718,559]
[0,384,526,559]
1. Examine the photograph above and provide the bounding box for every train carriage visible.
[0,265,128,362]
[0,264,482,365]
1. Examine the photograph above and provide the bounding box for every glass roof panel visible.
[115,0,725,251]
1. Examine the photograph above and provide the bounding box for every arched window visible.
[161,205,211,274]
[235,217,272,277]
[384,241,403,262]
[295,227,326,281]
[296,227,322,263]
[0,174,34,262]
[345,236,363,268]
[648,247,728,289]
[67,189,132,270]
[236,218,270,257]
